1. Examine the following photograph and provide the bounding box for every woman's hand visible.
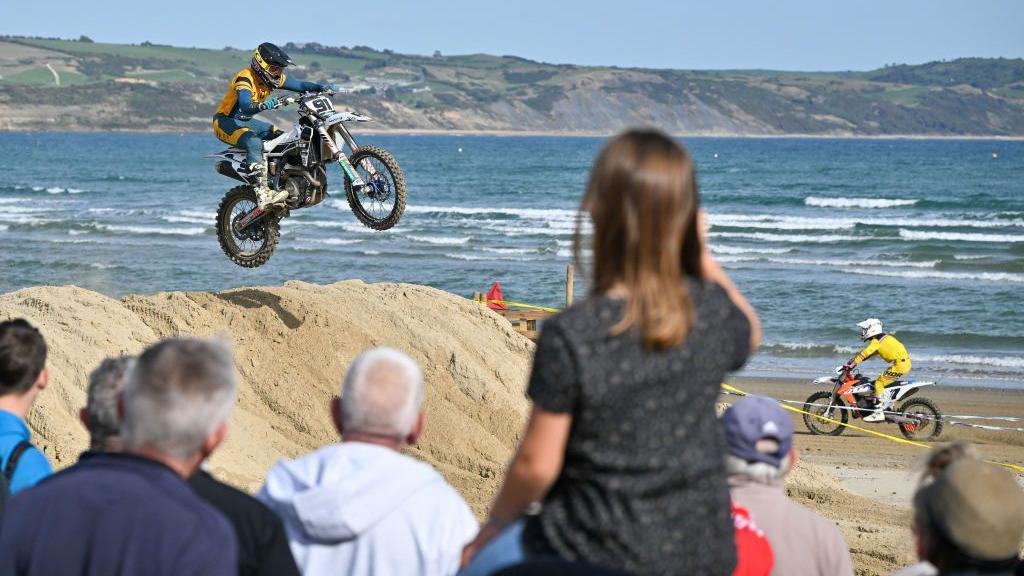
[460,519,506,569]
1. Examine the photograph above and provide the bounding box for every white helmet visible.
[857,318,883,341]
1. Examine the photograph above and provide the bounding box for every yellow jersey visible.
[214,68,285,118]
[854,334,910,365]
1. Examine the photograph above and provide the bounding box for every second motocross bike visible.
[802,365,944,440]
[210,90,406,267]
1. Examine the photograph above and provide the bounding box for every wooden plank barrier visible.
[472,265,575,340]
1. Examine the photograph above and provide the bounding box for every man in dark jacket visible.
[0,338,239,576]
[912,457,1024,576]
[76,353,300,576]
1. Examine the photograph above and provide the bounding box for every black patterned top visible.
[522,280,751,576]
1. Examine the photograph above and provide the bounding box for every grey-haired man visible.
[723,396,853,576]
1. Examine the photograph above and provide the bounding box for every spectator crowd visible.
[1,130,1022,576]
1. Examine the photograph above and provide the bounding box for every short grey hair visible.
[121,338,237,460]
[725,438,792,484]
[340,347,424,439]
[85,356,135,449]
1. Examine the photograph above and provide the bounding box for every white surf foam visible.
[0,225,8,232]
[710,231,863,243]
[916,354,1024,369]
[846,267,1024,284]
[805,196,917,209]
[898,229,1024,243]
[97,224,207,236]
[711,245,793,255]
[162,215,210,225]
[405,205,578,220]
[406,234,471,245]
[316,238,362,246]
[952,254,989,261]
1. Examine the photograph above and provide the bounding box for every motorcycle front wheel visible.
[344,145,407,230]
[802,391,849,436]
[216,185,281,268]
[897,398,944,441]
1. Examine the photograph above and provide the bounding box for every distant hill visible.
[2,36,1024,135]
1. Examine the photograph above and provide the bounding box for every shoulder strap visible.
[4,440,33,483]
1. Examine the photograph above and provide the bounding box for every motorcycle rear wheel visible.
[344,145,407,230]
[897,398,943,441]
[216,185,281,268]
[802,391,849,436]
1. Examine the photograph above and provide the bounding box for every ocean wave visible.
[162,215,211,225]
[445,252,532,262]
[361,249,382,255]
[96,224,208,236]
[846,267,1024,283]
[710,212,1023,232]
[805,196,917,209]
[38,187,86,194]
[762,342,857,356]
[0,225,8,232]
[316,238,362,246]
[295,220,347,229]
[710,231,863,243]
[406,234,472,245]
[898,229,1024,243]
[479,247,536,255]
[712,245,793,255]
[952,254,989,261]
[709,215,851,231]
[405,205,578,221]
[915,354,1024,370]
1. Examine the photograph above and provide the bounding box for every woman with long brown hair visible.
[460,129,761,576]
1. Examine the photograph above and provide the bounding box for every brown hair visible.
[575,129,704,350]
[0,319,48,396]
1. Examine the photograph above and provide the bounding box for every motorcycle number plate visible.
[306,96,335,114]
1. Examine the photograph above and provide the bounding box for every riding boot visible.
[249,162,287,209]
[863,394,886,422]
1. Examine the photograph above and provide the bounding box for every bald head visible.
[340,348,424,440]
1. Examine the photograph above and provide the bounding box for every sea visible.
[1,132,1022,389]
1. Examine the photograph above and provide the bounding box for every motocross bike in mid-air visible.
[802,365,944,440]
[209,90,406,268]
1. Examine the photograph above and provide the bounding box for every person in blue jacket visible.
[213,42,339,208]
[0,319,52,495]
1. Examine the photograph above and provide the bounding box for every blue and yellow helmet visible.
[251,42,293,88]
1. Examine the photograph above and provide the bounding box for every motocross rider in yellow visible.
[844,318,912,423]
[213,42,339,209]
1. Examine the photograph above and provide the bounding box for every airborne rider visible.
[213,42,340,209]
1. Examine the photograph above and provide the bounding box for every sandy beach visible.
[1,280,1021,575]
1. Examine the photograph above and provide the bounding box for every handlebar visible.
[272,88,346,110]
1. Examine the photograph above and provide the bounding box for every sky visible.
[2,0,1022,71]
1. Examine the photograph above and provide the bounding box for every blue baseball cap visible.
[722,396,794,467]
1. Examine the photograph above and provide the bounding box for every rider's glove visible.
[259,97,279,111]
[842,361,855,372]
[324,84,341,93]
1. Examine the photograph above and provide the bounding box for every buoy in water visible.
[992,152,999,159]
[458,147,463,153]
[714,153,719,158]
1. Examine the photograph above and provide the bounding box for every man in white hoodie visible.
[259,347,478,576]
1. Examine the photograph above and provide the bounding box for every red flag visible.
[486,282,507,310]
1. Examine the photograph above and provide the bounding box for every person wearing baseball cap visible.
[912,457,1024,575]
[723,396,853,576]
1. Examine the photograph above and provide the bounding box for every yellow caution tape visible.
[720,383,1024,475]
[483,299,561,314]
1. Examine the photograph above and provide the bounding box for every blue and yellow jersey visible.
[215,68,285,119]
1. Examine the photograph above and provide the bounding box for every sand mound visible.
[0,280,534,514]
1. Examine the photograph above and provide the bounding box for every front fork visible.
[318,126,364,187]
[318,124,379,189]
